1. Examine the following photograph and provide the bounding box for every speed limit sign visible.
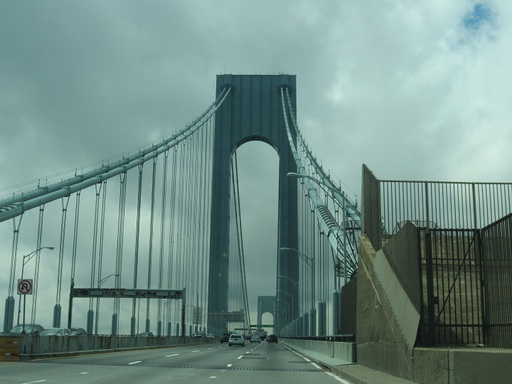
[17,279,33,295]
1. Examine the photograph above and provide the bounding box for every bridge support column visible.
[53,304,61,327]
[130,316,136,336]
[87,309,94,334]
[111,313,118,335]
[302,313,309,336]
[332,289,342,334]
[318,302,326,336]
[3,296,15,332]
[310,308,317,336]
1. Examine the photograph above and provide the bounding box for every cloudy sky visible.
[1,1,511,331]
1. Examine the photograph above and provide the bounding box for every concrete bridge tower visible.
[208,74,299,334]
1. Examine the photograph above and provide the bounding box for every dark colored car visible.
[220,332,230,343]
[2,324,44,336]
[267,334,278,343]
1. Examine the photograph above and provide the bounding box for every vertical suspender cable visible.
[231,151,250,328]
[146,157,158,331]
[55,198,69,321]
[7,216,22,299]
[179,142,190,328]
[70,192,81,290]
[196,127,205,331]
[4,216,21,332]
[167,148,178,330]
[132,163,144,335]
[95,180,108,334]
[70,191,81,329]
[31,206,45,324]
[157,151,169,334]
[175,144,187,324]
[192,131,201,332]
[146,157,157,332]
[201,121,213,328]
[88,184,102,312]
[113,172,127,335]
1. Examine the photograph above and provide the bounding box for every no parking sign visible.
[17,279,33,295]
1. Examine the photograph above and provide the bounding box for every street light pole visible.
[278,274,299,288]
[280,247,315,335]
[20,246,55,334]
[17,246,54,327]
[94,273,119,334]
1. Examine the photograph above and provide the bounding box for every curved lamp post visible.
[280,247,315,336]
[279,247,314,310]
[18,246,55,333]
[94,274,118,334]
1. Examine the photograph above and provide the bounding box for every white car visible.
[250,335,261,343]
[228,333,245,346]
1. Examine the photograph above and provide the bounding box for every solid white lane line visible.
[311,362,322,370]
[325,372,353,384]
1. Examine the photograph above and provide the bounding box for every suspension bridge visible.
[1,74,361,338]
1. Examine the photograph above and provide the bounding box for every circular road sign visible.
[17,279,33,295]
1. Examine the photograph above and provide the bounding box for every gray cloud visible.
[1,0,511,331]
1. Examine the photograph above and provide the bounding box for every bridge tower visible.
[208,74,299,335]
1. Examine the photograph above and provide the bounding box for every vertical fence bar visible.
[374,170,512,347]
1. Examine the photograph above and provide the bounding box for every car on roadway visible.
[220,332,230,343]
[2,324,44,336]
[69,327,87,336]
[40,328,71,336]
[136,331,154,337]
[228,333,245,347]
[250,335,261,343]
[267,334,278,343]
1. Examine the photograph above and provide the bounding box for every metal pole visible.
[67,278,74,328]
[181,288,186,339]
[22,294,26,334]
[17,259,25,325]
[17,247,54,325]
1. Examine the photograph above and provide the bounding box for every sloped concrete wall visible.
[357,229,512,384]
[356,234,416,379]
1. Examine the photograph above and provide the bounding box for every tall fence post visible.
[424,228,436,346]
[423,181,436,346]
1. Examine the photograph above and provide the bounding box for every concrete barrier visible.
[0,336,21,361]
[283,338,356,364]
[0,335,217,359]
